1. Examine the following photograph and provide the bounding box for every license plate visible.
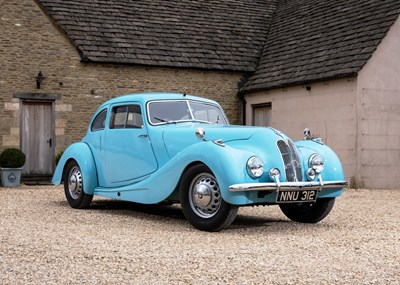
[276,190,318,203]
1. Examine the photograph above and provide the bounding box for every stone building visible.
[1,0,399,188]
[241,1,400,188]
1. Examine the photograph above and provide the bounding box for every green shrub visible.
[0,148,26,168]
[55,150,64,166]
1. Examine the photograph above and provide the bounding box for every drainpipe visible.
[237,73,251,126]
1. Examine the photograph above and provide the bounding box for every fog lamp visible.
[269,168,280,181]
[306,168,316,181]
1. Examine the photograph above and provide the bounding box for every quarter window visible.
[91,109,107,131]
[110,105,143,129]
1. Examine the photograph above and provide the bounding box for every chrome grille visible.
[277,140,303,182]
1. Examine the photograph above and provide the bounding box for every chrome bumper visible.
[229,179,348,192]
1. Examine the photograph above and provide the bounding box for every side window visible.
[126,105,143,128]
[91,109,107,131]
[111,106,128,128]
[110,104,143,129]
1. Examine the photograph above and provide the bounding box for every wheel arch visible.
[52,142,98,194]
[167,161,206,201]
[172,142,254,205]
[178,162,238,231]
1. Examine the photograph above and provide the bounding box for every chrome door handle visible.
[138,134,148,138]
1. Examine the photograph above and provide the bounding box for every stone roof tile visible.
[37,0,277,72]
[36,0,400,90]
[241,0,400,92]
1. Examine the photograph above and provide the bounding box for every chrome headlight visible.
[247,156,264,179]
[309,154,324,174]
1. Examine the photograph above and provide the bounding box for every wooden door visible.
[21,101,55,175]
[253,103,272,126]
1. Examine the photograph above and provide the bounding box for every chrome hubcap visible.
[68,166,83,200]
[189,173,222,218]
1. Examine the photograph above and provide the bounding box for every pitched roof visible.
[241,0,400,93]
[36,0,277,72]
[36,0,400,91]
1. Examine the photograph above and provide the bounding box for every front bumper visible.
[229,178,348,192]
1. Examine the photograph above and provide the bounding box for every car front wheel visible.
[63,160,93,209]
[180,164,238,232]
[279,198,335,223]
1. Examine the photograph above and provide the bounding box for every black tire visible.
[180,164,238,232]
[63,160,93,209]
[279,198,335,223]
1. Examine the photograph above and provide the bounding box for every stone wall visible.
[0,0,243,156]
[357,16,400,189]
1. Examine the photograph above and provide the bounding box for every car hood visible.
[161,123,289,158]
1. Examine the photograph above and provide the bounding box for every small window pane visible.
[111,106,128,129]
[111,105,143,129]
[91,109,107,131]
[126,105,143,128]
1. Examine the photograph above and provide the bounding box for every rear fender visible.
[51,142,98,194]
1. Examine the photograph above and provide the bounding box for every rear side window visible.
[110,105,143,129]
[91,109,107,131]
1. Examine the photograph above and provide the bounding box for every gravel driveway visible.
[0,185,399,284]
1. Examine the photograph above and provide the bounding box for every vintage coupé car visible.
[52,92,347,231]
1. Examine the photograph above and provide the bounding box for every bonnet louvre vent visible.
[277,140,303,182]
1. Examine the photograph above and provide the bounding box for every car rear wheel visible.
[64,160,93,209]
[180,164,238,232]
[279,198,335,223]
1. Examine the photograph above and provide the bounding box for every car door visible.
[86,108,108,185]
[102,103,158,186]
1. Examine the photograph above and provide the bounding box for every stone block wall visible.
[0,0,243,156]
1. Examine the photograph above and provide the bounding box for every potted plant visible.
[0,148,26,187]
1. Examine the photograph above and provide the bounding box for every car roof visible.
[98,92,219,109]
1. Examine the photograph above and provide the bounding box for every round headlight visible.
[309,154,324,174]
[247,156,264,179]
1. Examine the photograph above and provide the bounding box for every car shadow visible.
[55,199,291,230]
[229,215,290,230]
[90,199,186,220]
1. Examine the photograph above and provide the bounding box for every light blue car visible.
[53,92,347,231]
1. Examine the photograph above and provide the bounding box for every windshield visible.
[147,100,228,125]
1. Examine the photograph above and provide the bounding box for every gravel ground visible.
[0,185,399,285]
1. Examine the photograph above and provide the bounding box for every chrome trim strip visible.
[228,180,348,192]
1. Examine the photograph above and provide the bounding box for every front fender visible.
[52,142,98,195]
[295,140,345,182]
[176,141,256,205]
[92,140,252,205]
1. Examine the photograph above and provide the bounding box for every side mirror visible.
[196,128,208,141]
